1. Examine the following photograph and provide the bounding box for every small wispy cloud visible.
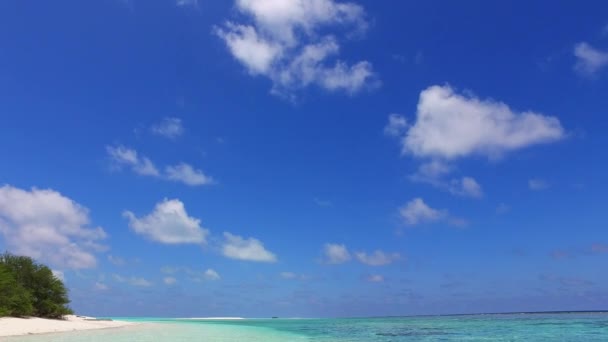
[355,251,400,266]
[94,282,109,291]
[496,203,510,215]
[529,178,550,191]
[204,269,221,281]
[113,274,153,287]
[365,274,385,283]
[384,113,408,137]
[107,255,126,266]
[163,277,177,285]
[591,243,608,254]
[176,0,198,8]
[399,198,467,228]
[106,145,214,187]
[166,163,214,186]
[107,145,160,176]
[160,266,220,282]
[574,42,608,77]
[151,117,184,139]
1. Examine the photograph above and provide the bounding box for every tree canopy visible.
[0,253,73,319]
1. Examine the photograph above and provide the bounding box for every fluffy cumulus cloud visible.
[151,117,184,139]
[123,199,209,245]
[0,185,107,269]
[221,232,277,262]
[387,85,564,198]
[204,268,221,281]
[355,250,400,266]
[574,42,608,76]
[399,198,446,225]
[216,0,377,96]
[401,85,565,160]
[323,243,351,264]
[106,145,213,187]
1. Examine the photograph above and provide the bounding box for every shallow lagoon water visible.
[5,313,608,341]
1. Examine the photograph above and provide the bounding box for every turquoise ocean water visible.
[5,313,608,341]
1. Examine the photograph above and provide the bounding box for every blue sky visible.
[1,0,608,318]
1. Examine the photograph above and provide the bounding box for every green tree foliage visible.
[0,264,33,317]
[0,253,73,319]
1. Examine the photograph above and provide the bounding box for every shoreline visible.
[0,315,137,337]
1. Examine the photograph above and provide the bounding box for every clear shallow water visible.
[5,313,608,341]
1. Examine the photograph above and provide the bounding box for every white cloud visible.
[0,185,107,270]
[366,274,384,283]
[151,117,184,139]
[52,270,65,282]
[281,272,311,281]
[355,250,400,266]
[413,160,452,179]
[165,163,214,186]
[107,145,214,187]
[221,232,277,262]
[204,268,221,281]
[323,243,351,264]
[107,255,126,266]
[176,0,198,8]
[574,42,608,76]
[410,163,483,199]
[399,198,467,228]
[384,113,408,137]
[216,0,377,96]
[401,85,565,160]
[217,23,283,75]
[164,277,177,285]
[124,199,209,245]
[113,274,152,287]
[529,178,549,191]
[94,282,109,291]
[107,145,160,177]
[280,272,298,279]
[449,177,483,198]
[387,86,562,199]
[399,198,446,225]
[160,266,220,282]
[161,266,180,274]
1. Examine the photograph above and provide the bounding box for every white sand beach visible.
[0,315,135,337]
